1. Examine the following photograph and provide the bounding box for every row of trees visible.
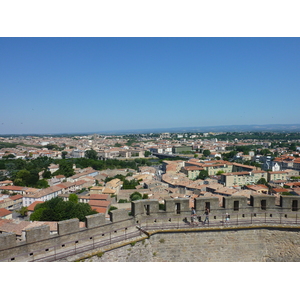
[0,156,157,186]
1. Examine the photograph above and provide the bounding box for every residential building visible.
[245,185,269,194]
[48,164,59,174]
[0,185,27,195]
[268,171,288,182]
[0,194,23,210]
[181,166,203,180]
[22,186,64,207]
[0,208,13,219]
[221,171,267,187]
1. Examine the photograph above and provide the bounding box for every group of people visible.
[191,207,210,225]
[190,208,230,226]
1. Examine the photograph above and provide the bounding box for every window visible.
[292,200,298,212]
[144,205,150,215]
[234,201,239,211]
[261,200,267,210]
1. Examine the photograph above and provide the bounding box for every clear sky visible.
[1,37,300,135]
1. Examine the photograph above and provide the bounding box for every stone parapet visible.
[25,225,50,243]
[0,232,16,251]
[58,219,80,235]
[85,213,106,228]
[1,195,300,262]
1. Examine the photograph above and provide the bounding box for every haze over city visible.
[1,37,300,135]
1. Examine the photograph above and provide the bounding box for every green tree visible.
[216,170,225,175]
[30,196,96,222]
[202,150,211,157]
[36,179,50,189]
[260,149,272,156]
[197,170,209,180]
[53,160,75,177]
[17,206,28,217]
[0,171,7,181]
[3,154,16,159]
[289,143,297,151]
[69,193,79,204]
[144,151,151,157]
[61,151,68,159]
[108,206,118,212]
[257,178,268,185]
[14,169,30,186]
[130,192,143,201]
[42,170,52,179]
[85,149,98,160]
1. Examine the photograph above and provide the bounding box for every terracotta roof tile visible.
[0,208,12,217]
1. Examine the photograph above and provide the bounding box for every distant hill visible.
[2,124,300,137]
[96,124,300,135]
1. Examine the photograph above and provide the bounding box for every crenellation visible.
[223,196,249,212]
[280,196,300,212]
[85,213,106,228]
[249,195,277,211]
[25,225,50,243]
[1,195,300,262]
[109,209,131,223]
[58,218,80,235]
[132,199,160,220]
[195,197,220,212]
[0,232,16,250]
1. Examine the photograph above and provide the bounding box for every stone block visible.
[58,218,79,235]
[223,196,248,211]
[25,225,50,243]
[0,232,16,250]
[194,197,220,212]
[175,198,190,214]
[85,213,106,228]
[250,195,277,211]
[280,196,300,211]
[109,209,130,222]
[131,199,159,216]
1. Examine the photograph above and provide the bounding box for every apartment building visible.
[0,194,23,210]
[267,171,288,182]
[22,185,64,207]
[221,170,267,187]
[0,185,27,195]
[185,160,233,176]
[181,166,203,180]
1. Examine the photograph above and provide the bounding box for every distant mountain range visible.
[2,124,300,136]
[96,124,300,135]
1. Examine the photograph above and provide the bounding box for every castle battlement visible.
[1,195,300,262]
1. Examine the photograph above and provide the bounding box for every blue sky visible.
[1,37,300,134]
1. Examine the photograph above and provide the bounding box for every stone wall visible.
[82,227,300,262]
[2,195,300,262]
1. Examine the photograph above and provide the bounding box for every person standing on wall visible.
[191,207,198,225]
[225,213,230,226]
[203,207,210,225]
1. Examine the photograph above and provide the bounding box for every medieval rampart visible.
[1,195,300,262]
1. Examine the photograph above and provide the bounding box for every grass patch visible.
[96,252,104,258]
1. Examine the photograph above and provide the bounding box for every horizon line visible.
[1,123,300,136]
